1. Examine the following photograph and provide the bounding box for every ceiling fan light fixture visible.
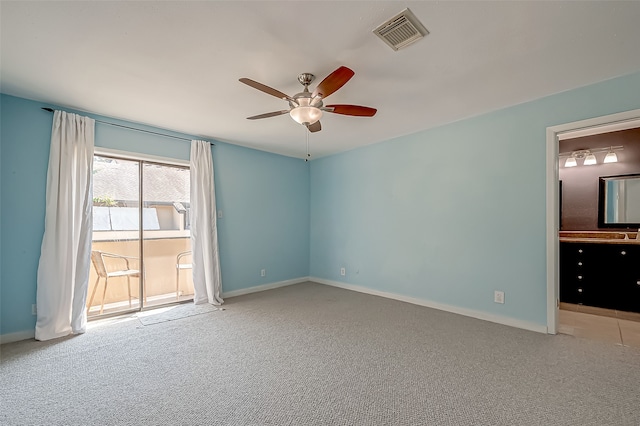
[289,106,322,125]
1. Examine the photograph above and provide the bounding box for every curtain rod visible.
[41,107,214,145]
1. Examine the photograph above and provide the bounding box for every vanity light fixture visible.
[559,146,623,168]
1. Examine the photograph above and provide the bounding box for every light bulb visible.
[564,157,577,168]
[583,153,597,166]
[603,151,618,163]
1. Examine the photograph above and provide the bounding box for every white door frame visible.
[545,108,640,334]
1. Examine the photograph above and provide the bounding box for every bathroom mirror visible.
[598,173,640,228]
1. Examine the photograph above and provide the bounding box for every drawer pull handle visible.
[621,251,626,255]
[578,288,583,293]
[578,249,583,253]
[578,275,583,280]
[578,262,583,266]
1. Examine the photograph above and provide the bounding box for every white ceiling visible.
[2,1,640,159]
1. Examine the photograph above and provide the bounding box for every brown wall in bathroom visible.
[559,127,640,230]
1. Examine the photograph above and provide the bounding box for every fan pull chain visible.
[305,127,311,162]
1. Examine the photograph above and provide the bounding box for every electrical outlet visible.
[494,291,505,304]
[340,267,346,276]
[261,269,266,277]
[217,210,223,219]
[32,304,37,315]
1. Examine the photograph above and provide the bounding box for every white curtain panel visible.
[190,140,224,305]
[35,111,95,341]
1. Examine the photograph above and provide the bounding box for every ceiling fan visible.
[239,66,377,133]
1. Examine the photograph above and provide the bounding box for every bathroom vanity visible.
[559,231,640,313]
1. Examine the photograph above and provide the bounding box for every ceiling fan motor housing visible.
[289,91,324,109]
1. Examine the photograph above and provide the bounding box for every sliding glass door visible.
[89,156,142,316]
[87,154,192,318]
[142,162,193,308]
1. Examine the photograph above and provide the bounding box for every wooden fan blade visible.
[306,121,322,133]
[246,110,290,120]
[311,66,355,99]
[325,105,377,117]
[239,78,292,101]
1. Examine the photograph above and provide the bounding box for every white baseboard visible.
[0,329,35,345]
[2,276,544,343]
[222,276,310,299]
[310,277,548,334]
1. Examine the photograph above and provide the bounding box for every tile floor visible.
[559,303,640,348]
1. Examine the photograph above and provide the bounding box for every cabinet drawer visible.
[560,282,586,305]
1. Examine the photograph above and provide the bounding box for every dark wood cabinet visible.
[613,246,640,313]
[560,242,640,313]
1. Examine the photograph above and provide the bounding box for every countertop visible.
[559,231,640,245]
[559,238,640,245]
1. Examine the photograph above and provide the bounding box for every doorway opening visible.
[88,152,193,318]
[546,109,640,346]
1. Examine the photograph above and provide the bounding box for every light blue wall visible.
[214,142,310,292]
[3,71,640,338]
[310,71,640,328]
[0,94,310,336]
[1,97,51,336]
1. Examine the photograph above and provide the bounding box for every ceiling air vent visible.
[373,8,429,51]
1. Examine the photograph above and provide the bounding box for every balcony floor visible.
[87,291,194,318]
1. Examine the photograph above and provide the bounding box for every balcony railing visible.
[87,235,193,316]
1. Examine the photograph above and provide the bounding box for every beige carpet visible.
[137,302,222,326]
[1,282,639,425]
